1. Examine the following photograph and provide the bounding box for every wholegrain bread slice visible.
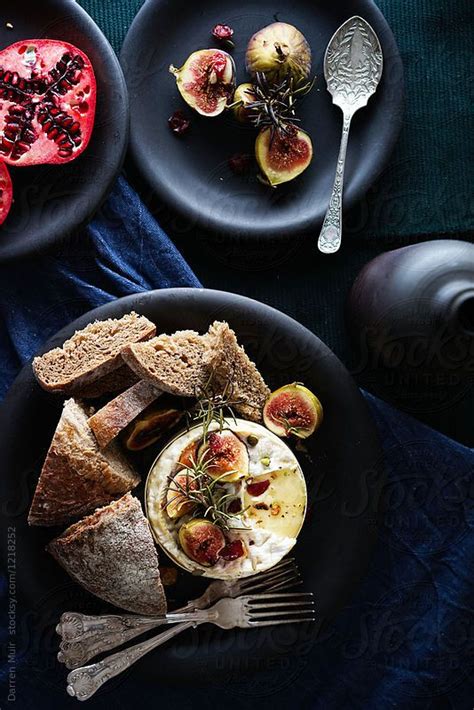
[47,494,167,616]
[28,399,140,526]
[73,365,140,399]
[208,321,270,422]
[122,329,214,397]
[32,312,156,394]
[89,380,162,448]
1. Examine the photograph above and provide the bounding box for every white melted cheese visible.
[146,419,307,579]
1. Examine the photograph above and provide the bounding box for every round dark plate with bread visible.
[0,288,382,692]
[0,0,128,262]
[120,0,403,240]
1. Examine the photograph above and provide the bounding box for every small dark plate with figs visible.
[120,0,403,241]
[0,288,382,693]
[0,0,128,262]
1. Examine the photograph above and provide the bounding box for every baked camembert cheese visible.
[146,418,307,579]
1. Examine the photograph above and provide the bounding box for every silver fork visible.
[66,592,315,701]
[57,558,300,669]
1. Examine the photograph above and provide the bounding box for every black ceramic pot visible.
[347,240,474,422]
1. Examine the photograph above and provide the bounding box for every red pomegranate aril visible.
[227,499,242,514]
[219,539,245,561]
[246,479,270,497]
[168,110,191,135]
[212,24,234,41]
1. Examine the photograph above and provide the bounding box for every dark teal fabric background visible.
[75,0,474,445]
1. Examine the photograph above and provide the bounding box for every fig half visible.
[198,430,249,482]
[178,518,225,566]
[166,471,198,519]
[263,383,323,439]
[255,125,313,187]
[169,49,235,117]
[246,22,311,85]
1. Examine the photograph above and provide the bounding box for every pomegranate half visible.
[0,162,12,225]
[0,39,96,166]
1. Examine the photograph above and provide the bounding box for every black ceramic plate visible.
[0,0,129,262]
[0,289,382,696]
[120,0,403,240]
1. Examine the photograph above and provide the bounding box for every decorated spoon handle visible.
[317,111,352,254]
[66,621,196,701]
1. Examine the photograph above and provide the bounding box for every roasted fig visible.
[178,518,225,566]
[169,49,235,117]
[0,162,12,225]
[166,471,198,519]
[231,82,257,123]
[263,383,323,439]
[246,22,311,85]
[255,125,313,187]
[124,407,183,451]
[198,430,249,482]
[178,440,200,469]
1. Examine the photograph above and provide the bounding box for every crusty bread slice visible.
[73,365,140,399]
[28,399,140,526]
[122,329,213,397]
[208,322,270,422]
[47,494,167,616]
[89,380,162,448]
[32,312,156,394]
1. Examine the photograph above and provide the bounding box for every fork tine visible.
[248,617,316,627]
[267,575,303,592]
[246,592,313,602]
[249,600,315,611]
[239,559,296,590]
[243,568,300,592]
[249,608,315,619]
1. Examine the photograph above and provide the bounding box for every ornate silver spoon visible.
[318,16,383,254]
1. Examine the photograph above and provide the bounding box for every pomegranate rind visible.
[0,162,12,225]
[198,430,249,481]
[246,22,312,85]
[0,39,96,166]
[255,127,313,186]
[170,49,235,117]
[178,518,225,566]
[263,383,323,439]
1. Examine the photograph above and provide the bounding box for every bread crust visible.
[89,380,162,448]
[47,494,167,616]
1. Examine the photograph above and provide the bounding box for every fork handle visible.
[317,111,352,254]
[66,621,196,701]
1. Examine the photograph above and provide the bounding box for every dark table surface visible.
[78,0,474,446]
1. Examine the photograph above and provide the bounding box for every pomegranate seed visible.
[219,539,245,561]
[246,479,270,497]
[228,153,253,175]
[168,110,190,135]
[212,24,234,41]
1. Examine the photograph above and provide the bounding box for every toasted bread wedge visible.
[47,494,167,616]
[73,365,140,399]
[28,399,140,526]
[33,312,156,394]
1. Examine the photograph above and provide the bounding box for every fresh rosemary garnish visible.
[246,71,315,136]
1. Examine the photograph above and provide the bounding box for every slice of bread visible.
[73,365,140,399]
[28,399,140,526]
[47,494,167,616]
[32,312,156,394]
[122,329,213,397]
[208,321,270,422]
[89,380,162,448]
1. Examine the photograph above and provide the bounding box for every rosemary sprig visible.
[247,72,315,136]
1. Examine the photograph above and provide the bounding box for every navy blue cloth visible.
[0,178,472,709]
